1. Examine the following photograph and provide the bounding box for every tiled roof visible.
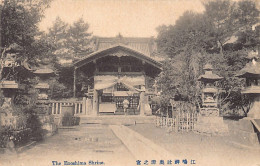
[74,44,162,69]
[93,35,158,57]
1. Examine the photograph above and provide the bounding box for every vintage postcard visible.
[0,0,260,166]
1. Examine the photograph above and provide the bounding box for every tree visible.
[46,17,69,60]
[67,17,92,60]
[156,0,259,116]
[0,0,53,93]
[203,0,259,55]
[0,0,53,141]
[45,17,93,99]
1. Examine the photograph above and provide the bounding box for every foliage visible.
[67,17,93,59]
[0,0,52,145]
[25,107,44,141]
[0,0,52,61]
[156,0,259,116]
[45,17,93,98]
[0,127,31,148]
[46,17,93,62]
[51,79,73,99]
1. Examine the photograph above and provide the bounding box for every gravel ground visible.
[0,124,134,166]
[1,122,259,166]
[128,123,260,166]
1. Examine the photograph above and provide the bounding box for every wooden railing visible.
[156,113,198,132]
[48,100,84,116]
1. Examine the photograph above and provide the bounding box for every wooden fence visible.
[156,112,198,132]
[49,101,84,116]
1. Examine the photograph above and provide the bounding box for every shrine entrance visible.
[73,44,162,116]
[97,82,141,115]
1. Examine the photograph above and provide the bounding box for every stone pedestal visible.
[144,103,152,115]
[140,91,145,116]
[247,96,260,119]
[144,95,152,115]
[194,116,229,135]
[86,98,93,115]
[229,118,260,146]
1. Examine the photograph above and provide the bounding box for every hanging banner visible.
[94,75,145,91]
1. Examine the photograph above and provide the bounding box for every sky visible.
[39,0,205,37]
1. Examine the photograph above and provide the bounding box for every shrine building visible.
[72,35,162,116]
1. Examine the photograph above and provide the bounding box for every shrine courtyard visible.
[1,122,260,166]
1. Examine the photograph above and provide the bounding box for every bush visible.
[26,113,44,141]
[0,127,31,148]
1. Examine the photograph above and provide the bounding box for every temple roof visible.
[236,60,260,78]
[74,44,162,70]
[93,35,157,57]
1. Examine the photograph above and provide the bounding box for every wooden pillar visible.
[92,89,98,116]
[82,97,87,115]
[140,85,145,116]
[73,67,77,98]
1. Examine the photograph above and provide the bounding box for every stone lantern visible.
[34,67,55,100]
[33,67,55,115]
[236,50,260,118]
[198,64,222,116]
[0,49,32,127]
[233,50,260,146]
[195,63,228,135]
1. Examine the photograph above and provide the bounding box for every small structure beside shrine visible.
[194,63,228,135]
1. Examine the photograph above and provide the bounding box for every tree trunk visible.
[0,48,6,80]
[217,40,224,56]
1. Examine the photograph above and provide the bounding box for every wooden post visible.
[82,97,87,115]
[139,86,145,116]
[73,67,77,98]
[92,89,98,116]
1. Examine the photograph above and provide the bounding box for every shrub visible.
[0,127,31,148]
[26,112,44,141]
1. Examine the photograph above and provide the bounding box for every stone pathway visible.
[0,124,135,166]
[110,125,175,160]
[128,124,260,166]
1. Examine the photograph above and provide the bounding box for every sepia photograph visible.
[0,0,259,165]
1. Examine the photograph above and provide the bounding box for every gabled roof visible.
[93,35,157,57]
[74,44,162,70]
